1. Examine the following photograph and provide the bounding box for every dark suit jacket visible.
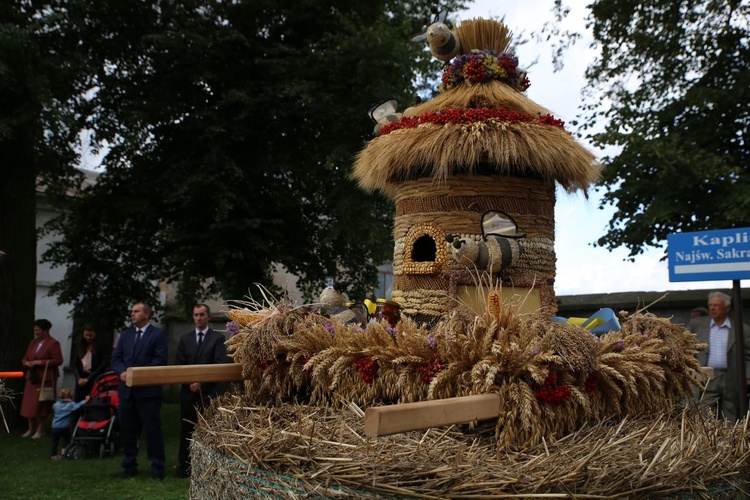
[174,328,228,401]
[111,324,168,399]
[690,316,750,403]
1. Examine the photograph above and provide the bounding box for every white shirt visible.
[707,317,731,369]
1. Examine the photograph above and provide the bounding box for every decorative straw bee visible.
[411,7,461,62]
[368,99,403,135]
[446,211,525,274]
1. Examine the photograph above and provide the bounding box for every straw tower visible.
[353,19,599,322]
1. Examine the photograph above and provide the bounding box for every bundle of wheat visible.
[224,290,706,449]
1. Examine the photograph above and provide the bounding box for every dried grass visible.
[455,18,513,55]
[191,293,750,498]
[352,114,599,197]
[191,397,750,499]
[0,379,15,433]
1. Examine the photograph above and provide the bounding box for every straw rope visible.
[394,174,556,202]
[396,193,555,217]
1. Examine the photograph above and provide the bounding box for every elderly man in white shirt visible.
[689,291,750,422]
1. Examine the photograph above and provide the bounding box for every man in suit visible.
[111,302,168,480]
[174,303,228,478]
[690,291,750,422]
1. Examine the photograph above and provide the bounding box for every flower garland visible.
[379,107,565,135]
[441,50,530,92]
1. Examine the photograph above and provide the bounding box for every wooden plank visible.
[364,393,501,438]
[126,363,243,387]
[691,366,714,384]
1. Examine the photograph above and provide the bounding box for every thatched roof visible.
[352,19,600,197]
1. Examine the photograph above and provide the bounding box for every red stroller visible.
[67,371,120,459]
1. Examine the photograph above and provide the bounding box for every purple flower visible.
[225,321,240,337]
[386,327,397,335]
[324,323,335,336]
[614,341,625,352]
[531,349,538,356]
[427,336,436,348]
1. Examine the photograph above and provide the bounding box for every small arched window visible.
[403,223,445,275]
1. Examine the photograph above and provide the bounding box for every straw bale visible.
[191,397,750,499]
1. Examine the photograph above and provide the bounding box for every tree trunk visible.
[0,132,38,425]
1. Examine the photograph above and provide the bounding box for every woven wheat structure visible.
[190,303,750,498]
[190,17,750,498]
[352,18,599,320]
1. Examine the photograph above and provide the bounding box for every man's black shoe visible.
[111,470,137,479]
[152,472,165,481]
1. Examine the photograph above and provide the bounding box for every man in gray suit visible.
[690,291,750,422]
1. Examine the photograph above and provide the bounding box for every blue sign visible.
[668,227,750,282]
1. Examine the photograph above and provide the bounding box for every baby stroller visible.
[67,371,120,459]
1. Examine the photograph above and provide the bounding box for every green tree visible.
[0,2,91,377]
[41,0,466,331]
[579,0,750,256]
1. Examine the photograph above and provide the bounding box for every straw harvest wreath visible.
[188,289,750,498]
[186,12,750,499]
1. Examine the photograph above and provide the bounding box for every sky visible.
[458,0,731,296]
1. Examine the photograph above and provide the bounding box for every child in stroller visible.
[67,371,120,459]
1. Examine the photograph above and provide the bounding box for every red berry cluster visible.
[299,355,314,373]
[353,357,379,384]
[463,58,488,82]
[257,359,275,370]
[584,374,598,394]
[417,355,445,384]
[379,107,566,136]
[672,365,685,374]
[534,375,572,406]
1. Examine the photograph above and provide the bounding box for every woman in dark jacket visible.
[20,319,63,438]
[73,325,109,402]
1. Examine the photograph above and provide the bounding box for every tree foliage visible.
[38,0,465,330]
[0,2,92,374]
[579,0,750,256]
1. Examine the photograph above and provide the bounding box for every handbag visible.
[38,361,55,402]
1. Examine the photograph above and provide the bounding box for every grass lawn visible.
[0,403,189,499]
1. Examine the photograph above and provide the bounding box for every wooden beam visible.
[364,393,501,438]
[126,363,243,387]
[363,366,715,438]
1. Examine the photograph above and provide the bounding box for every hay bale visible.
[191,396,750,498]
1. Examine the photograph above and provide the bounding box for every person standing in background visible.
[20,319,64,439]
[73,325,110,402]
[110,302,168,480]
[174,303,228,478]
[690,291,750,422]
